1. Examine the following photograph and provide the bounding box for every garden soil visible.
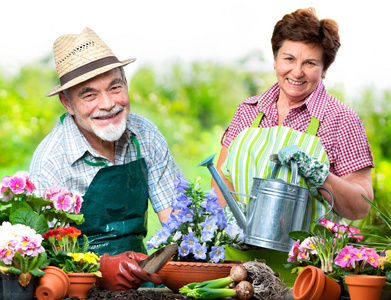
[61,288,188,300]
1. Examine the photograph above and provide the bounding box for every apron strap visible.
[130,136,141,160]
[60,112,67,125]
[83,159,109,168]
[250,111,320,136]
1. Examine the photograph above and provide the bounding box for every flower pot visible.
[0,273,35,300]
[292,265,341,300]
[157,260,242,293]
[67,273,96,299]
[345,275,386,300]
[35,266,70,300]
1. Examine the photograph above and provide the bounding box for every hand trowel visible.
[138,243,178,274]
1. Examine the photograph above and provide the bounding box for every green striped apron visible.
[222,111,340,286]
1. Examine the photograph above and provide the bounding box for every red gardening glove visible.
[96,251,163,291]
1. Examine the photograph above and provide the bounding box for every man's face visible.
[60,68,130,143]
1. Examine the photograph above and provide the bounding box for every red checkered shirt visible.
[222,81,374,177]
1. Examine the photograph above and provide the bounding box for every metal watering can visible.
[198,153,334,252]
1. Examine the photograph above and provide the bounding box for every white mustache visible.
[90,106,124,118]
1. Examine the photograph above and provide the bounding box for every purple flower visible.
[200,229,214,242]
[179,244,191,257]
[157,227,172,244]
[163,213,181,231]
[201,197,221,214]
[209,246,225,263]
[172,194,192,210]
[193,244,207,261]
[177,207,194,223]
[174,174,190,194]
[215,210,228,229]
[182,232,199,252]
[200,216,218,232]
[226,223,245,241]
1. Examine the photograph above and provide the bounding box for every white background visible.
[1,0,390,96]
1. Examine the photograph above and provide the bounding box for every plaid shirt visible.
[29,113,182,213]
[222,81,374,177]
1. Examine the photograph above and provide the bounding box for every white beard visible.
[73,105,129,142]
[91,116,127,141]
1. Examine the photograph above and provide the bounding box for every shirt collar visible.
[253,80,328,121]
[62,113,136,166]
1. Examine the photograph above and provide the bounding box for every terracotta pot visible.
[345,275,386,300]
[67,273,97,299]
[35,266,70,300]
[157,260,242,292]
[292,265,341,300]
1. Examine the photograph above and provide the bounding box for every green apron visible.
[77,136,149,256]
[222,111,339,286]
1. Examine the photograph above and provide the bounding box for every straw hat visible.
[46,27,136,97]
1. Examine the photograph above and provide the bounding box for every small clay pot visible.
[67,273,97,299]
[35,266,70,300]
[345,275,386,300]
[292,265,341,300]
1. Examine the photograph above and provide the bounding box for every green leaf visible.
[29,252,47,270]
[313,224,334,239]
[30,269,46,277]
[81,234,89,253]
[8,266,22,274]
[289,230,310,242]
[9,207,49,234]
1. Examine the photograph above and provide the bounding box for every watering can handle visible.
[270,158,299,185]
[313,186,334,221]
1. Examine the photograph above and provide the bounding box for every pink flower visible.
[300,237,318,255]
[361,247,379,267]
[288,240,301,262]
[335,245,355,268]
[9,176,26,194]
[348,226,364,242]
[318,218,336,230]
[16,236,45,257]
[0,247,14,265]
[297,250,310,261]
[53,193,73,212]
[72,192,83,214]
[0,183,12,202]
[1,175,11,187]
[43,186,68,200]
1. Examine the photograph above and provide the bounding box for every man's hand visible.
[277,145,329,186]
[96,251,163,292]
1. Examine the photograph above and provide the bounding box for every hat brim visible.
[45,58,136,97]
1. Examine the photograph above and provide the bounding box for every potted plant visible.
[146,174,246,291]
[0,222,47,300]
[0,171,85,234]
[42,226,101,299]
[285,216,391,300]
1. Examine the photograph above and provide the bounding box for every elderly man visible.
[29,27,181,290]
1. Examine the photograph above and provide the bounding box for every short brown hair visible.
[271,8,340,71]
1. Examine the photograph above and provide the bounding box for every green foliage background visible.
[1,53,390,238]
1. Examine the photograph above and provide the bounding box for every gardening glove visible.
[278,145,329,186]
[96,251,163,292]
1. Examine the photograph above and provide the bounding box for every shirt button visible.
[286,118,290,124]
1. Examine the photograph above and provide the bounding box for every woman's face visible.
[274,40,326,104]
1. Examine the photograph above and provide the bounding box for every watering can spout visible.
[198,154,247,230]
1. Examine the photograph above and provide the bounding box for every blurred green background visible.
[1,52,390,245]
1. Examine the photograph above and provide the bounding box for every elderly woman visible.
[213,8,374,284]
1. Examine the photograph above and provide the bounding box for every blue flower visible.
[200,216,218,232]
[174,174,191,194]
[209,246,225,263]
[146,235,162,250]
[226,223,245,241]
[182,232,199,252]
[215,209,228,229]
[201,196,221,214]
[157,227,172,243]
[163,213,181,231]
[172,193,192,210]
[200,229,214,242]
[177,207,194,223]
[179,244,191,257]
[193,244,207,261]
